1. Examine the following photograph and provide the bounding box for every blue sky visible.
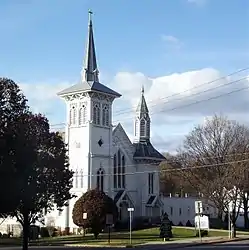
[1,0,248,79]
[0,0,248,152]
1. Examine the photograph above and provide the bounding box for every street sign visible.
[106,214,113,225]
[195,201,203,214]
[127,207,134,245]
[195,215,209,230]
[83,212,87,219]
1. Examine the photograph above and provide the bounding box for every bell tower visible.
[57,10,121,231]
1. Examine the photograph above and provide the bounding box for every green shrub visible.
[40,227,50,238]
[209,218,226,229]
[196,230,208,237]
[178,221,183,226]
[186,220,193,227]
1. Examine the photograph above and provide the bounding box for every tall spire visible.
[136,85,149,115]
[81,10,99,83]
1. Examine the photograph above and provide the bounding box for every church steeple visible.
[81,10,99,83]
[134,86,151,142]
[58,10,121,98]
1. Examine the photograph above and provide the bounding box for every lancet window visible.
[113,150,126,189]
[93,102,100,125]
[79,102,87,125]
[97,168,104,191]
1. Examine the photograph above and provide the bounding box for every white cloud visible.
[18,68,249,153]
[162,35,180,44]
[19,81,72,124]
[112,68,249,152]
[161,35,183,50]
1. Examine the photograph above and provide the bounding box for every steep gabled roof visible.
[133,140,166,161]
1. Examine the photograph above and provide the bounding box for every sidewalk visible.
[0,235,248,250]
[136,235,249,249]
[173,226,249,234]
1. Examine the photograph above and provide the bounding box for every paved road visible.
[1,240,249,250]
[181,239,249,249]
[136,238,249,250]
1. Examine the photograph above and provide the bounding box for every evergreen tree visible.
[160,212,172,240]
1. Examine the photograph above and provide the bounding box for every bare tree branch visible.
[177,114,249,235]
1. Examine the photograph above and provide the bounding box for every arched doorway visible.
[119,201,129,221]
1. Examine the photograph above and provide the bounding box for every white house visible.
[43,11,165,232]
[162,195,246,228]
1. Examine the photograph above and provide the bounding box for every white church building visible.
[44,11,166,231]
[1,12,249,237]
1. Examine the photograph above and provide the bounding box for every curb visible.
[1,237,248,249]
[167,237,249,249]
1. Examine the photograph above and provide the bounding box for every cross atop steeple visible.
[88,9,93,19]
[141,85,144,95]
[81,10,99,83]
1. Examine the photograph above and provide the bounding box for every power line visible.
[49,68,249,128]
[113,76,249,123]
[50,78,249,167]
[114,67,249,117]
[69,151,249,174]
[51,140,249,159]
[73,158,249,178]
[50,78,249,151]
[51,77,249,129]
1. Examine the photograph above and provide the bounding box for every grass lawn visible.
[0,227,248,247]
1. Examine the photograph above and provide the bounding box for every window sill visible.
[78,124,88,127]
[113,187,126,191]
[92,124,111,129]
[69,124,87,128]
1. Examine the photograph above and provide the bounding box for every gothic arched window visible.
[93,102,100,125]
[117,150,121,188]
[70,106,77,125]
[80,169,84,188]
[146,119,150,138]
[97,168,104,191]
[79,103,87,125]
[113,154,117,188]
[75,170,78,188]
[140,119,146,137]
[135,119,139,137]
[102,104,109,126]
[122,155,125,188]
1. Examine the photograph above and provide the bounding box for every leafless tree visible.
[160,154,196,197]
[177,114,249,237]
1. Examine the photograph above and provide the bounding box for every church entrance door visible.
[120,202,129,221]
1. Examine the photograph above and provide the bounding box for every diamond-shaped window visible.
[98,138,103,147]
